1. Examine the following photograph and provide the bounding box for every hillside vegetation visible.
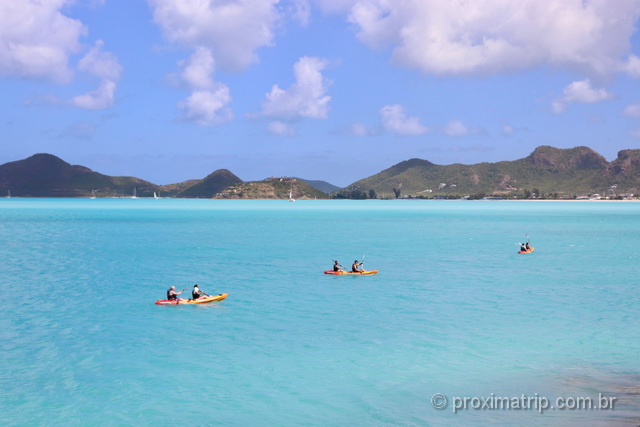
[342,146,640,198]
[215,178,329,199]
[2,146,640,199]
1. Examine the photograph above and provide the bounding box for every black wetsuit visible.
[167,290,176,300]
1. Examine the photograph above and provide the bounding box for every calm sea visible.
[0,199,638,426]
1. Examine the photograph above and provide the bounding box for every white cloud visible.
[71,40,122,110]
[77,40,122,81]
[348,122,377,136]
[502,124,514,136]
[148,0,282,125]
[621,54,640,77]
[289,0,312,26]
[624,103,640,118]
[337,0,640,77]
[0,0,122,110]
[0,0,86,83]
[71,79,117,110]
[380,104,428,135]
[173,48,233,125]
[178,87,233,126]
[261,56,332,121]
[148,0,280,72]
[179,47,216,90]
[552,79,613,113]
[443,120,469,137]
[267,121,296,136]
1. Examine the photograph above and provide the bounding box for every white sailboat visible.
[153,191,159,199]
[6,189,10,198]
[90,189,96,199]
[132,187,138,199]
[288,188,295,202]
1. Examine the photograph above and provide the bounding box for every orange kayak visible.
[155,293,228,305]
[324,270,378,275]
[518,247,534,254]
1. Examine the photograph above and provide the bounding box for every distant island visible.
[0,146,639,199]
[0,153,332,199]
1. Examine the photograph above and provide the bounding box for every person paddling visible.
[167,286,185,301]
[192,284,209,300]
[352,259,365,273]
[333,260,345,272]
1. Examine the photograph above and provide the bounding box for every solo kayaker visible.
[192,284,209,300]
[333,260,345,272]
[352,260,364,273]
[167,286,185,301]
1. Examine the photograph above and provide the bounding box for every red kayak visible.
[155,293,228,305]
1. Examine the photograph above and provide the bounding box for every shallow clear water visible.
[0,199,638,425]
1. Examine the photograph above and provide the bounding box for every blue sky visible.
[2,0,640,187]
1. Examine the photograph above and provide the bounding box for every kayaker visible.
[167,286,185,301]
[520,243,527,252]
[352,260,364,273]
[192,284,209,300]
[525,241,531,251]
[333,260,345,272]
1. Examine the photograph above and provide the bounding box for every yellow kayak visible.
[324,270,378,275]
[155,293,228,305]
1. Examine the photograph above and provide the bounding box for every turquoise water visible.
[0,199,638,426]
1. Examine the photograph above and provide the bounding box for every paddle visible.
[192,285,209,299]
[516,236,532,252]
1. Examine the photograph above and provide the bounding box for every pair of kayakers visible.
[333,259,365,273]
[167,284,209,301]
[520,241,532,252]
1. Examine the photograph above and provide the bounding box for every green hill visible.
[342,146,639,198]
[0,153,244,198]
[297,178,342,194]
[3,147,640,199]
[215,177,329,199]
[601,149,640,189]
[0,153,158,197]
[174,169,242,198]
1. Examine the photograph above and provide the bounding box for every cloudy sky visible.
[2,0,640,186]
